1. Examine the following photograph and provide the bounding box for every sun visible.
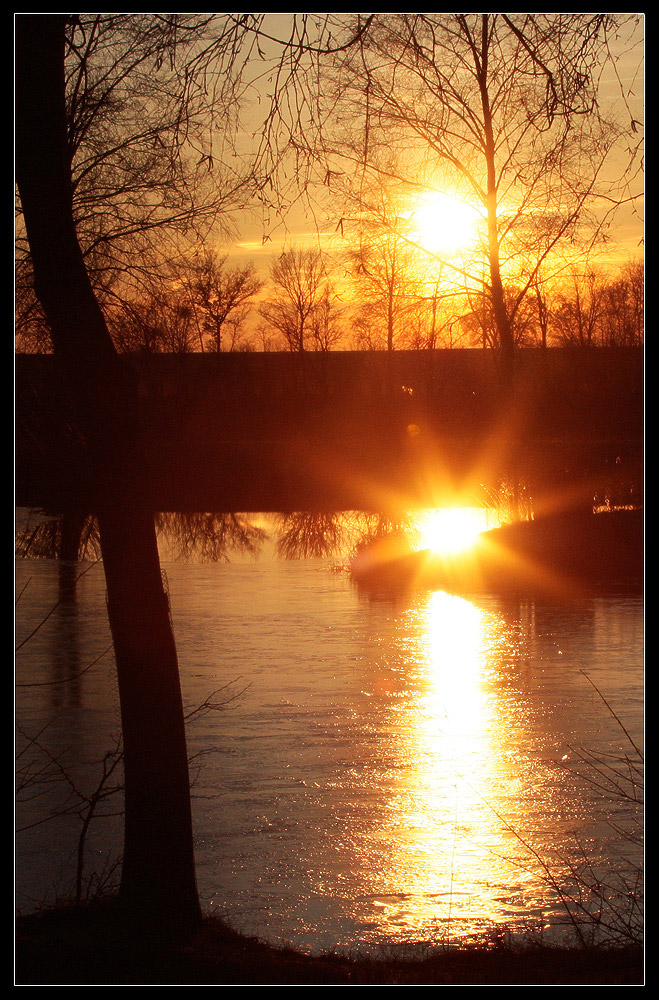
[414,507,489,557]
[411,191,482,255]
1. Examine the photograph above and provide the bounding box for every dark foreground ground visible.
[15,903,644,986]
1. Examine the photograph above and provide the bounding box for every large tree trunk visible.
[15,15,200,927]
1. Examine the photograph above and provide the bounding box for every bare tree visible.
[550,261,644,349]
[553,269,606,348]
[406,271,451,349]
[460,284,537,350]
[110,288,199,354]
[532,271,552,351]
[349,232,418,352]
[259,246,331,352]
[600,261,644,347]
[308,286,346,351]
[314,14,642,375]
[14,12,384,929]
[180,249,263,353]
[344,175,423,352]
[106,250,263,354]
[15,13,208,929]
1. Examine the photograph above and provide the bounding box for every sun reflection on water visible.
[422,590,487,736]
[394,592,520,937]
[346,590,546,946]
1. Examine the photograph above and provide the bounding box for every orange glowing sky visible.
[219,15,643,281]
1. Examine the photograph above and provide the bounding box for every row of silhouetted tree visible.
[17,245,643,355]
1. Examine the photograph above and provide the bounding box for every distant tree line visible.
[16,244,643,355]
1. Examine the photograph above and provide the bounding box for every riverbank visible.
[15,902,644,985]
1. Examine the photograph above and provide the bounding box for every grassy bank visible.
[15,902,643,985]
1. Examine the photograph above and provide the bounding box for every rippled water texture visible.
[15,550,643,955]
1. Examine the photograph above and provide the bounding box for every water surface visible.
[15,544,643,954]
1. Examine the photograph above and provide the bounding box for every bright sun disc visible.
[412,191,481,254]
[415,507,488,556]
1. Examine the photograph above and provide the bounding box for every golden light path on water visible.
[341,588,549,945]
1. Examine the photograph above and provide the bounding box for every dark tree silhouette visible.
[181,249,264,353]
[345,177,422,353]
[16,15,200,928]
[259,246,332,352]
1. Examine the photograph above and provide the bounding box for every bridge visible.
[16,347,643,514]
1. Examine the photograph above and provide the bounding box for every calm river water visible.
[15,518,643,956]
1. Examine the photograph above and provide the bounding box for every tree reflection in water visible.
[159,510,418,564]
[157,512,267,562]
[15,510,101,561]
[15,510,268,564]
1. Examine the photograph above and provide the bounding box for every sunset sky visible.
[216,14,643,278]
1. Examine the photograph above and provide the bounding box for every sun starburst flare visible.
[414,506,490,557]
